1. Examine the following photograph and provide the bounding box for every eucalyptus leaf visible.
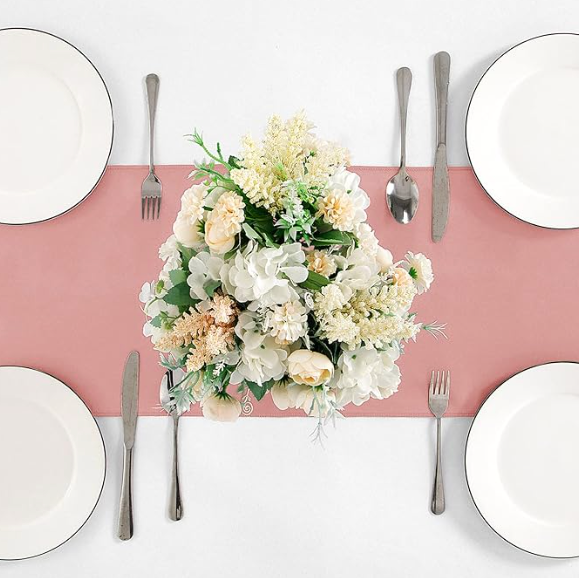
[299,270,331,291]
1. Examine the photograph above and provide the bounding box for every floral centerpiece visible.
[140,112,443,433]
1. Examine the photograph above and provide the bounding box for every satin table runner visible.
[1,165,578,417]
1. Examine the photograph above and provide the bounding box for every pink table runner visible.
[1,165,578,417]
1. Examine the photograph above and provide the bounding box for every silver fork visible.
[142,73,161,219]
[428,370,450,515]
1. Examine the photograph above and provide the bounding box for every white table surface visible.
[2,0,579,577]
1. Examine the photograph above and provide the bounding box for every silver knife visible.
[118,351,139,540]
[432,51,451,242]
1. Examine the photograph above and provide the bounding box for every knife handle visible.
[169,414,183,521]
[117,446,133,540]
[434,52,450,146]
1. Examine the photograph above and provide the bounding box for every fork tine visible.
[147,196,152,220]
[141,196,145,220]
[445,370,450,396]
[429,370,435,396]
[151,197,157,220]
[156,196,161,219]
[436,370,441,395]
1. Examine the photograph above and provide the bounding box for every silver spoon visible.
[386,67,419,224]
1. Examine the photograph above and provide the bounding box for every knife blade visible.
[432,51,451,242]
[121,351,139,449]
[118,350,139,540]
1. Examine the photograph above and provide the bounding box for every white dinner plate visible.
[0,367,105,560]
[466,34,579,229]
[0,28,113,224]
[466,362,579,558]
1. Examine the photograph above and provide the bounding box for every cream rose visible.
[202,393,241,422]
[204,219,236,254]
[376,246,393,273]
[173,210,202,248]
[287,350,334,386]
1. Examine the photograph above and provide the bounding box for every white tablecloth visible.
[2,0,579,576]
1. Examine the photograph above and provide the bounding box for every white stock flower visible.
[317,168,370,232]
[332,347,401,406]
[402,252,434,295]
[158,235,181,270]
[187,251,224,300]
[264,300,308,345]
[221,242,308,307]
[231,312,288,385]
[355,223,379,256]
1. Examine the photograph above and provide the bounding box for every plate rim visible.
[465,32,579,231]
[464,359,579,559]
[0,364,106,561]
[0,27,114,226]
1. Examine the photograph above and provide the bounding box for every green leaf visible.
[169,269,188,286]
[203,279,221,297]
[177,244,196,270]
[149,315,163,328]
[311,229,354,247]
[244,379,273,401]
[242,222,263,243]
[164,282,195,306]
[299,270,331,291]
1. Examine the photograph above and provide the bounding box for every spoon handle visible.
[396,67,412,168]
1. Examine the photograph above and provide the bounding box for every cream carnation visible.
[306,250,337,277]
[265,300,308,345]
[181,183,208,223]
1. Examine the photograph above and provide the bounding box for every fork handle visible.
[431,417,445,515]
[145,74,159,172]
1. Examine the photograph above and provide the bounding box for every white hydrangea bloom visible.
[221,242,308,307]
[231,312,288,385]
[332,347,401,406]
[335,247,379,291]
[158,235,181,269]
[187,251,224,300]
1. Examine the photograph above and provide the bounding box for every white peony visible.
[335,247,379,291]
[231,312,288,385]
[402,252,434,295]
[317,168,370,232]
[187,251,224,300]
[221,242,308,308]
[271,381,336,417]
[332,347,401,406]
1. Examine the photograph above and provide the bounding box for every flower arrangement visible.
[140,112,443,434]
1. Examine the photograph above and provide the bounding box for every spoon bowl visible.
[386,67,419,224]
[386,168,419,224]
